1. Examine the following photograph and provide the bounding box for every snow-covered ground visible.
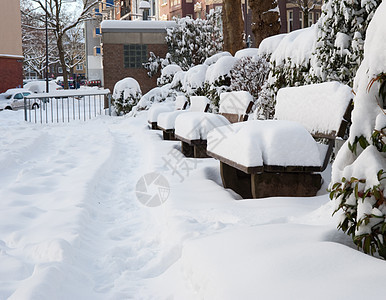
[1,109,386,300]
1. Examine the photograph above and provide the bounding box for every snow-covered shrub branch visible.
[330,2,386,259]
[310,0,382,86]
[112,78,142,115]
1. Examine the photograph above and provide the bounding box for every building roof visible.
[101,20,176,33]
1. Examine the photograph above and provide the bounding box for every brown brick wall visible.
[0,57,23,93]
[103,43,169,95]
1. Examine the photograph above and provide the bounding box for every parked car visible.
[0,88,36,110]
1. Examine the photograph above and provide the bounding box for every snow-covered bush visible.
[166,9,223,70]
[230,55,270,101]
[157,64,182,86]
[204,51,232,66]
[268,25,317,92]
[310,0,382,86]
[204,56,238,111]
[329,2,386,258]
[143,52,172,78]
[182,64,208,97]
[133,83,177,111]
[112,78,142,115]
[251,26,316,119]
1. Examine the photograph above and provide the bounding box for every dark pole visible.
[45,0,49,93]
[244,0,248,47]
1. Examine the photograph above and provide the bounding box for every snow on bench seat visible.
[174,91,254,158]
[175,91,253,141]
[157,96,209,131]
[175,112,230,141]
[147,95,187,129]
[207,120,323,171]
[148,102,174,123]
[157,96,210,140]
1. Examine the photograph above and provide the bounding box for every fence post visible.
[24,97,27,121]
[108,94,112,116]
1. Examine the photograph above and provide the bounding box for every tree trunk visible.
[250,0,281,47]
[223,0,244,55]
[57,34,69,89]
[303,10,309,27]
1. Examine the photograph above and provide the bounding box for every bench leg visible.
[181,141,194,157]
[149,122,158,130]
[220,162,252,199]
[251,172,322,198]
[163,130,176,140]
[194,144,209,158]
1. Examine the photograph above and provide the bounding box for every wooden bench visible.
[174,91,254,158]
[206,82,354,198]
[147,95,188,130]
[157,96,210,140]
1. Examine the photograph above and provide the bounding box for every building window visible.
[76,64,83,71]
[308,12,314,27]
[161,0,167,5]
[315,12,320,21]
[124,44,148,68]
[287,10,293,32]
[94,46,102,55]
[58,66,63,73]
[94,27,101,37]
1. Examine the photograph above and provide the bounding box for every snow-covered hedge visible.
[112,77,142,115]
[230,55,270,118]
[166,10,223,70]
[330,2,386,258]
[310,0,382,86]
[157,64,182,86]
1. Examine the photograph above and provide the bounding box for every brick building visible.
[0,0,23,93]
[101,20,176,94]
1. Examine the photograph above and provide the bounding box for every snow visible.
[175,112,230,140]
[275,82,353,135]
[234,48,259,59]
[174,92,252,141]
[189,95,209,111]
[147,102,174,123]
[24,81,62,94]
[205,56,238,85]
[204,51,232,66]
[207,120,323,167]
[101,20,176,31]
[1,109,386,299]
[183,64,208,95]
[174,95,187,110]
[135,84,175,110]
[334,32,352,56]
[258,33,286,57]
[160,64,182,77]
[218,91,253,115]
[112,77,141,100]
[269,25,317,66]
[139,0,151,9]
[157,96,209,130]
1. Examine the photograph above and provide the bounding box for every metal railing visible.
[24,89,111,123]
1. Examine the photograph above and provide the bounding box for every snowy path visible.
[1,110,386,300]
[0,113,166,299]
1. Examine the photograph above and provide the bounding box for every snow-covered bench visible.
[174,91,254,158]
[147,95,188,130]
[207,82,354,198]
[157,96,210,140]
